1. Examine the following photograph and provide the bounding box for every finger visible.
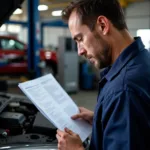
[64,127,74,135]
[57,129,65,136]
[58,143,61,150]
[56,134,61,141]
[79,107,85,112]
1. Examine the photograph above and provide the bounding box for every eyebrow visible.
[73,33,82,41]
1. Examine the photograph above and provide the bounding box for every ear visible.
[96,16,109,35]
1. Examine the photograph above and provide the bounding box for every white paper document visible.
[18,74,92,142]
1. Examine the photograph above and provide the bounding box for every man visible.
[56,0,150,149]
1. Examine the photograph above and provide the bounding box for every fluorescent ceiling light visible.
[52,10,62,16]
[13,8,23,15]
[38,5,48,11]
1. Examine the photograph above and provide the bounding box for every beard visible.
[93,32,111,69]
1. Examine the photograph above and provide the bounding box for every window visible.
[137,29,150,51]
[65,37,77,52]
[1,39,24,50]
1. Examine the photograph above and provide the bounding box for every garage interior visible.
[0,0,150,149]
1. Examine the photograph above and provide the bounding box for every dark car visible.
[0,92,90,150]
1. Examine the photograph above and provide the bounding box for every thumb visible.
[71,113,83,120]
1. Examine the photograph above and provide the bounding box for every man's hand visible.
[71,107,94,125]
[56,128,84,150]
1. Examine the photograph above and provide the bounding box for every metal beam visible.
[28,0,41,78]
[42,20,68,27]
[6,20,27,26]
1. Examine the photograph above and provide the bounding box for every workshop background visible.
[0,0,150,111]
[0,0,150,149]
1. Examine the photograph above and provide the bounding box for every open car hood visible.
[0,0,24,26]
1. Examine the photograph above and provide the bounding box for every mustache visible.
[84,54,93,59]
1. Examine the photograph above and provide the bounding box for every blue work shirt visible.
[89,37,150,150]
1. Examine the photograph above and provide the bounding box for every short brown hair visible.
[62,0,127,31]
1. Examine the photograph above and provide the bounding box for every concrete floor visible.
[8,86,98,111]
[70,91,97,111]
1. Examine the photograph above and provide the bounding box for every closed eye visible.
[77,37,82,42]
[73,33,83,42]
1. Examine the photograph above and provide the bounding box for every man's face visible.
[68,11,111,69]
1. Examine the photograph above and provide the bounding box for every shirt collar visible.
[100,66,111,79]
[104,37,145,81]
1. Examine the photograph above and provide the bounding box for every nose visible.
[78,48,86,56]
[77,44,86,56]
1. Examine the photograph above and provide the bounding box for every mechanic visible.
[56,0,150,150]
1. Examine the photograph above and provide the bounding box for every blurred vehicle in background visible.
[0,36,57,77]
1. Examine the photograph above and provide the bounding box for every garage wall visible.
[18,27,28,44]
[43,27,71,48]
[43,1,150,48]
[17,26,71,48]
[125,0,150,36]
[17,1,150,48]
